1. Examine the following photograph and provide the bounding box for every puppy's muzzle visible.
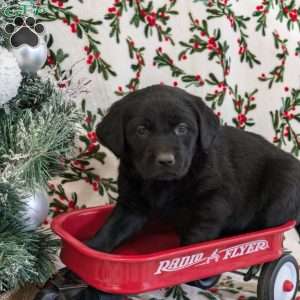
[155,152,175,167]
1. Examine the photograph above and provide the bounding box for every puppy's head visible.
[97,85,219,181]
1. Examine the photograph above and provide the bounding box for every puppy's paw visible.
[84,239,99,250]
[84,238,111,252]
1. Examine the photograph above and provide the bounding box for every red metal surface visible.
[51,205,296,294]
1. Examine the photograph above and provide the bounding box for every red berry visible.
[74,160,80,165]
[108,6,116,13]
[283,7,289,14]
[284,86,289,92]
[92,182,98,191]
[59,194,65,200]
[94,52,100,59]
[237,113,247,125]
[69,201,75,208]
[85,117,92,125]
[73,16,80,23]
[193,42,199,49]
[140,9,147,17]
[87,143,96,152]
[146,15,156,27]
[70,23,77,33]
[118,86,123,92]
[173,81,178,87]
[209,287,218,293]
[47,56,54,65]
[195,74,201,81]
[48,183,55,190]
[289,9,298,21]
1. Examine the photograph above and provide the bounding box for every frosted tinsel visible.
[37,62,91,102]
[0,46,22,105]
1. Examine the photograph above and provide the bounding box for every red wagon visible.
[37,205,299,300]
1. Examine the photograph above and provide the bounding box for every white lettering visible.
[154,239,269,275]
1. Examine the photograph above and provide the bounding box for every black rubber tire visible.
[257,254,299,300]
[77,288,126,300]
[187,274,221,289]
[33,287,59,300]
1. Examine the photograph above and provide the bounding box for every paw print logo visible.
[4,16,48,73]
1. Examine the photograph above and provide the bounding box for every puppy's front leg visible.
[85,203,148,252]
[180,196,231,246]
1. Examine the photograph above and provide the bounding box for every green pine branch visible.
[0,79,82,191]
[0,182,59,292]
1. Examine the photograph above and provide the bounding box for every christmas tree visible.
[0,0,82,293]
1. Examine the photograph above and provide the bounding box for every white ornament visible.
[0,46,22,105]
[22,190,49,231]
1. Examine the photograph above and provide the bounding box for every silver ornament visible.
[11,40,47,73]
[22,190,49,230]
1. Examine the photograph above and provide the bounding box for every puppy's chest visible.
[142,184,185,219]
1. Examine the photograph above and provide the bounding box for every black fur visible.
[86,85,300,252]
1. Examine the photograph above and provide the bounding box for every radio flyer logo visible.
[154,239,269,275]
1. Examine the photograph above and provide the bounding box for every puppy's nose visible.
[156,153,175,166]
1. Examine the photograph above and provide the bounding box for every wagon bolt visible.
[282,279,294,292]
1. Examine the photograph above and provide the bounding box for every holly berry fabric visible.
[39,0,300,299]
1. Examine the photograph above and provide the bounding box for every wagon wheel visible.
[257,254,299,300]
[33,268,88,300]
[83,289,126,300]
[33,287,59,300]
[187,274,221,290]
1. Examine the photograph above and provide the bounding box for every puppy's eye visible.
[174,123,189,136]
[136,125,149,137]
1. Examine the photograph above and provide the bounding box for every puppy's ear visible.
[96,100,126,158]
[188,95,220,152]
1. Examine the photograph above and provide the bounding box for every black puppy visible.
[86,85,300,252]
